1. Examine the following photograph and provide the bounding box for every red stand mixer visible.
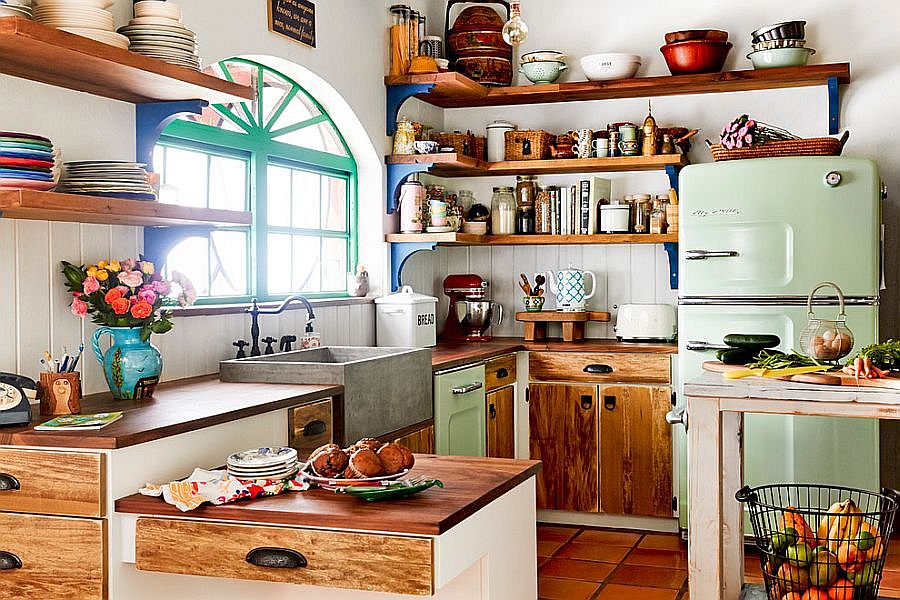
[441,274,503,342]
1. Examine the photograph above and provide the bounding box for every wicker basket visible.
[431,131,485,160]
[505,129,553,161]
[709,134,847,162]
[470,136,486,161]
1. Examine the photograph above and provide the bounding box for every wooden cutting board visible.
[701,361,900,389]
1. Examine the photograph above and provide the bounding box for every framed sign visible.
[268,0,316,48]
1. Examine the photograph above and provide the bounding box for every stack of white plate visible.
[33,0,129,48]
[56,161,156,201]
[0,0,34,20]
[118,1,200,70]
[226,447,300,481]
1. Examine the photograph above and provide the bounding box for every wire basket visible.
[736,484,900,600]
[799,281,855,362]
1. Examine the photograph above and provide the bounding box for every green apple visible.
[849,562,877,587]
[808,550,839,587]
[785,543,813,568]
[856,530,877,551]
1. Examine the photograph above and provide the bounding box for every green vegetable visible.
[724,333,781,350]
[745,349,819,370]
[716,348,755,365]
[848,340,900,370]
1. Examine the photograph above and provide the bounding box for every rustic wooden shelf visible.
[386,63,851,109]
[0,17,253,104]
[516,311,612,342]
[385,233,677,245]
[0,189,253,227]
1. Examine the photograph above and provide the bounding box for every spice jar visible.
[632,194,652,233]
[491,186,516,235]
[535,186,552,234]
[393,117,416,155]
[389,5,411,76]
[515,175,537,234]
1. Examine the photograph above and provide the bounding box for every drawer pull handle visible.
[583,364,613,374]
[302,420,327,437]
[604,395,617,411]
[580,395,593,410]
[0,552,21,571]
[246,547,307,569]
[452,382,483,395]
[0,474,19,492]
[496,367,509,379]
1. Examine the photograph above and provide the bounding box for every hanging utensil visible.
[520,273,533,295]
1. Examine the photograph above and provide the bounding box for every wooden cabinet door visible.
[529,383,598,512]
[599,385,673,517]
[486,387,515,459]
[289,399,334,459]
[394,424,435,454]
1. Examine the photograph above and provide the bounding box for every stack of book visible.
[547,176,611,235]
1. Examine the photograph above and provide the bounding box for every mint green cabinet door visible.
[434,365,486,457]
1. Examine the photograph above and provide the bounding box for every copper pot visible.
[660,40,732,75]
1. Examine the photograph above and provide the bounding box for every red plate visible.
[0,157,54,168]
[0,179,56,191]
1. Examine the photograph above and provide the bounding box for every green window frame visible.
[156,57,358,304]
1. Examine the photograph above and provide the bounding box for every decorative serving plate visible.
[301,464,411,490]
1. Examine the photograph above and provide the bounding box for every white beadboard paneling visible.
[490,246,517,337]
[0,220,18,372]
[16,221,51,381]
[79,224,111,394]
[630,244,657,303]
[582,245,609,338]
[334,306,351,345]
[49,222,83,369]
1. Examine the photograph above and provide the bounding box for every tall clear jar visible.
[408,10,420,61]
[457,189,476,215]
[650,196,669,234]
[491,186,516,235]
[516,175,537,234]
[632,194,652,233]
[389,5,411,76]
[535,186,552,234]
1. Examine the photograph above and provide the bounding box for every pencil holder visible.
[39,372,82,416]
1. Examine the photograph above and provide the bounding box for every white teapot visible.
[545,265,596,312]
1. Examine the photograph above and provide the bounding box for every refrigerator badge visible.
[690,208,742,217]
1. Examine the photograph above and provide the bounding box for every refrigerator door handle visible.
[686,340,730,351]
[666,408,688,430]
[685,249,740,260]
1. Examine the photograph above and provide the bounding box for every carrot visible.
[854,357,863,385]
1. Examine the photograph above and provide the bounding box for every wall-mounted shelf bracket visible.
[143,225,213,270]
[386,162,432,214]
[135,100,207,171]
[665,164,681,193]
[827,75,840,135]
[386,83,435,135]
[390,241,437,291]
[663,242,678,290]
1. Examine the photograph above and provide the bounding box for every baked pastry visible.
[399,445,416,470]
[349,447,385,477]
[377,443,407,475]
[308,443,339,461]
[355,438,383,452]
[310,446,349,478]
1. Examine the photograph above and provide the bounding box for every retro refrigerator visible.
[675,157,883,530]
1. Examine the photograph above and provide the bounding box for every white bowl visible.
[521,50,567,64]
[580,53,642,81]
[133,1,181,21]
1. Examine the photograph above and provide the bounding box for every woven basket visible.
[470,136,486,161]
[709,134,847,162]
[505,130,553,161]
[432,131,480,158]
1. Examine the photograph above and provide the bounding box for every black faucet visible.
[245,295,317,356]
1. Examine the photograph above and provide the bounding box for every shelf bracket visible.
[386,84,435,135]
[665,165,681,193]
[390,241,437,291]
[135,100,208,171]
[827,75,840,135]
[386,162,432,214]
[142,225,213,271]
[663,242,678,290]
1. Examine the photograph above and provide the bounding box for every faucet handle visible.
[261,336,277,355]
[232,339,249,359]
[280,335,297,352]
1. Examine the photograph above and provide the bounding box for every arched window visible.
[154,57,357,302]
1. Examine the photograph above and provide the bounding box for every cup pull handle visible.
[583,364,613,374]
[604,395,617,411]
[245,547,307,569]
[496,368,509,379]
[0,473,20,492]
[302,420,327,437]
[580,395,593,410]
[0,551,22,571]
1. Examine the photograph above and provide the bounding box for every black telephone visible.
[0,373,36,426]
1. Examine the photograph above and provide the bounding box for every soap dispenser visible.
[300,322,321,349]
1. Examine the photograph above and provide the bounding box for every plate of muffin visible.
[303,437,416,490]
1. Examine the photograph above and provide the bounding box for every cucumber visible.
[716,348,755,365]
[723,333,781,350]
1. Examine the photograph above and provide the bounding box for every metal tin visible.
[751,20,806,43]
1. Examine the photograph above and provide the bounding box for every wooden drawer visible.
[289,399,335,459]
[529,352,670,384]
[135,517,434,595]
[485,353,517,391]
[0,512,105,600]
[0,448,104,517]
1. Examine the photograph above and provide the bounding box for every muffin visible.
[399,445,416,470]
[349,447,385,478]
[377,443,407,475]
[310,447,349,478]
[355,438,383,452]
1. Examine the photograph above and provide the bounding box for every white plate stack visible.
[226,447,300,481]
[33,0,129,49]
[0,0,34,20]
[56,161,156,201]
[118,1,200,71]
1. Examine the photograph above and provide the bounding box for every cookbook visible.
[35,412,123,431]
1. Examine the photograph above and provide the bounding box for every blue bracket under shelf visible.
[390,241,437,292]
[386,162,433,214]
[135,100,207,172]
[142,225,213,271]
[386,83,435,136]
[827,75,840,135]
[663,242,679,290]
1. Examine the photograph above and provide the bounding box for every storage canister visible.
[375,286,438,347]
[486,120,516,162]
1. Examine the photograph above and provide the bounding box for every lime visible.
[783,527,800,546]
[857,530,877,551]
[808,550,839,587]
[849,562,877,587]
[771,532,789,553]
[785,543,813,568]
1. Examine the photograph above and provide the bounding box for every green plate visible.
[339,479,444,502]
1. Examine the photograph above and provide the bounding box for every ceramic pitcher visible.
[545,265,596,312]
[91,326,162,400]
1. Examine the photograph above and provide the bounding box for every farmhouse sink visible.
[219,346,433,442]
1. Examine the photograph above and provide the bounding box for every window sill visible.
[169,296,374,318]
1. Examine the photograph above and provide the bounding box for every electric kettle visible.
[545,265,596,312]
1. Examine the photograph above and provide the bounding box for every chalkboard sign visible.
[268,0,316,48]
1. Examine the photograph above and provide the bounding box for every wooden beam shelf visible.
[0,17,253,104]
[0,189,252,227]
[385,233,677,246]
[386,63,851,109]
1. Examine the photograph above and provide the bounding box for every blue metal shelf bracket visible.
[663,242,678,290]
[390,241,437,292]
[827,76,840,135]
[135,100,207,171]
[386,84,435,135]
[386,162,432,214]
[142,225,213,271]
[665,164,681,193]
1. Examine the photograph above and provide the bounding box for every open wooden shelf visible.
[385,233,677,245]
[0,189,253,227]
[386,152,687,177]
[386,63,851,109]
[0,17,253,104]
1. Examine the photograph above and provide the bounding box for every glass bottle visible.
[491,186,516,235]
[408,10,420,61]
[389,5,411,76]
[535,186,552,234]
[515,175,536,234]
[633,194,652,234]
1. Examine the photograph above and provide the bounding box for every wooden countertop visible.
[431,337,677,371]
[115,455,541,536]
[0,376,342,450]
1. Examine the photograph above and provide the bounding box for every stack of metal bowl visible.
[519,50,567,85]
[748,21,815,69]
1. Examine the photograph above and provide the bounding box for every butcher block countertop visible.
[116,455,541,536]
[0,376,342,450]
[431,337,677,371]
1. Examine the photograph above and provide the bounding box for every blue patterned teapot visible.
[545,265,596,312]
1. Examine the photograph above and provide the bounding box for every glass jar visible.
[632,194,652,233]
[515,175,537,234]
[491,186,516,235]
[457,189,476,215]
[389,5,411,76]
[535,186,552,234]
[393,117,416,155]
[650,196,669,234]
[408,10,420,61]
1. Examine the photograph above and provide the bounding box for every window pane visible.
[267,233,292,294]
[209,156,247,211]
[262,69,293,128]
[322,176,347,231]
[209,230,249,296]
[292,235,320,293]
[270,92,320,131]
[164,147,208,207]
[273,121,347,156]
[152,146,164,176]
[267,165,291,226]
[166,237,210,297]
[292,170,319,229]
[322,237,347,292]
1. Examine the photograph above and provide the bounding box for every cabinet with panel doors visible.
[484,354,516,459]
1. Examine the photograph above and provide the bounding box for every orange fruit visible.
[800,590,830,600]
[777,563,811,592]
[828,579,854,600]
[781,593,803,600]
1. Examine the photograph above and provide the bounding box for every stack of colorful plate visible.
[0,0,33,19]
[226,447,299,481]
[118,2,200,70]
[0,132,56,191]
[33,0,129,49]
[56,161,156,200]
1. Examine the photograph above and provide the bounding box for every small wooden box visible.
[39,371,81,415]
[665,205,678,234]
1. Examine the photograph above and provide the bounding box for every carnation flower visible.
[138,289,157,304]
[70,297,88,317]
[83,276,100,294]
[140,261,155,275]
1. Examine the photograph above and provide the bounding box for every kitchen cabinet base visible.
[537,509,679,534]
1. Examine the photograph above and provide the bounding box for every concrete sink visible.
[219,346,433,443]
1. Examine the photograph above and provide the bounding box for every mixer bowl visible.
[455,301,502,337]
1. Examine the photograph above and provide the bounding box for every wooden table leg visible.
[721,410,745,598]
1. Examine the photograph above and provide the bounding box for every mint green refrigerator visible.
[675,157,883,530]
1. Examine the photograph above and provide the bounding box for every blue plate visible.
[0,171,53,181]
[0,141,54,151]
[0,150,54,160]
[66,191,157,201]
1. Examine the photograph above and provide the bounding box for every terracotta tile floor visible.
[536,524,900,600]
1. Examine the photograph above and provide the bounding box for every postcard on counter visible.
[35,412,123,431]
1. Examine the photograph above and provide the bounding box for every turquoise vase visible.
[91,327,162,400]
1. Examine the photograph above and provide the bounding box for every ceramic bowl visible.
[747,47,815,69]
[521,50,567,63]
[660,40,732,75]
[523,296,545,312]
[462,221,488,235]
[414,140,439,154]
[133,0,182,21]
[519,60,567,84]
[580,53,642,81]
